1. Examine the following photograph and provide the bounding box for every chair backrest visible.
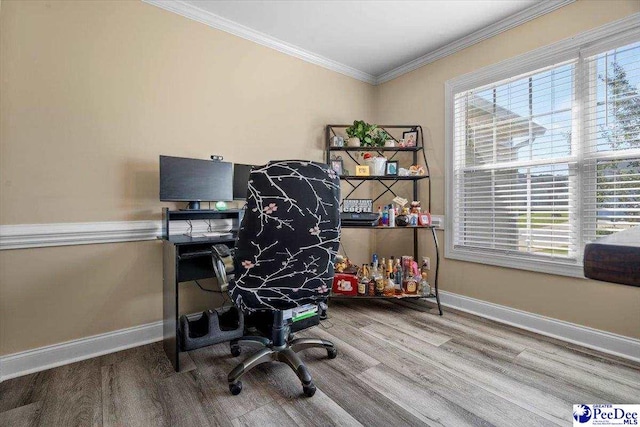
[229,160,341,312]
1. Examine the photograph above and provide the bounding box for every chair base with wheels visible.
[227,311,337,397]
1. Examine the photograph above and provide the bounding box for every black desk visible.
[161,208,242,371]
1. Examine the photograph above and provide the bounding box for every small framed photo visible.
[385,161,398,176]
[403,130,418,147]
[355,165,370,176]
[330,159,344,175]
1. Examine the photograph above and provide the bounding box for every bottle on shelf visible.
[394,258,403,295]
[421,257,429,276]
[381,207,389,226]
[388,205,396,228]
[403,256,418,295]
[371,262,383,296]
[420,272,430,297]
[420,257,431,296]
[377,206,382,226]
[357,264,369,296]
[384,271,395,296]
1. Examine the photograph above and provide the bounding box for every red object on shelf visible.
[332,273,358,296]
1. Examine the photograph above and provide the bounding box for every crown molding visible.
[445,12,640,93]
[142,0,377,85]
[143,0,574,86]
[375,0,576,84]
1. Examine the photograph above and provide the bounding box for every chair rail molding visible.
[0,216,442,250]
[0,219,235,250]
[0,221,161,250]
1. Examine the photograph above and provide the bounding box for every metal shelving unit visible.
[325,124,442,315]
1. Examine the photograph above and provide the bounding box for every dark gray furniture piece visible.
[161,208,242,372]
[584,226,639,286]
[215,160,341,397]
[325,124,443,315]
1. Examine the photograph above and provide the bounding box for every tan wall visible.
[2,0,639,357]
[374,0,640,338]
[0,0,374,355]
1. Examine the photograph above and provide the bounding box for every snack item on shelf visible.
[408,165,425,175]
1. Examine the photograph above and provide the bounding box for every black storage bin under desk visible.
[179,307,244,351]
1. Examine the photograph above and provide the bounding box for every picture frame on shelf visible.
[355,165,370,176]
[385,161,398,176]
[403,130,418,147]
[330,159,344,175]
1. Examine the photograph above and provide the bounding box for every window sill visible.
[444,246,585,279]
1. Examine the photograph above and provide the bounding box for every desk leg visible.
[163,241,180,371]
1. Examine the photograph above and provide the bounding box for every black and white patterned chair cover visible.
[229,160,341,313]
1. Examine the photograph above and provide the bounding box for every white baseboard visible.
[2,291,638,382]
[436,291,640,363]
[0,320,163,382]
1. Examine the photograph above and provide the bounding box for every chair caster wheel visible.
[229,381,243,395]
[327,348,337,359]
[302,382,316,397]
[230,344,241,357]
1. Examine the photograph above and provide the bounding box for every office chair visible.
[214,160,341,397]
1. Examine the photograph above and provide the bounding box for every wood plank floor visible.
[1,300,639,426]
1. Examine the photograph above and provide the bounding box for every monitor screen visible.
[159,155,233,205]
[233,163,256,200]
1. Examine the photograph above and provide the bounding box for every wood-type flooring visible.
[1,300,638,426]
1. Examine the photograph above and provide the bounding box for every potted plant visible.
[371,129,390,147]
[345,120,376,147]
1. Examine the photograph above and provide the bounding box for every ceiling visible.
[146,0,575,84]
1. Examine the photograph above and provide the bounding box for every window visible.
[445,22,640,277]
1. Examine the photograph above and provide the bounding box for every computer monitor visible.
[233,163,256,200]
[159,155,233,209]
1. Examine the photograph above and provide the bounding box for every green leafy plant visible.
[371,129,390,147]
[345,120,378,146]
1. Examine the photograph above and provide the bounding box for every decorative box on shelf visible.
[332,273,358,296]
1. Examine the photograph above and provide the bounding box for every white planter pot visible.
[347,137,361,147]
[365,157,387,176]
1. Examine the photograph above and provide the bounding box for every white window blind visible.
[453,61,578,261]
[582,41,640,242]
[447,26,640,277]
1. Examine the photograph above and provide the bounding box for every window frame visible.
[444,17,640,278]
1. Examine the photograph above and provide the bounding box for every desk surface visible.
[160,233,237,245]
